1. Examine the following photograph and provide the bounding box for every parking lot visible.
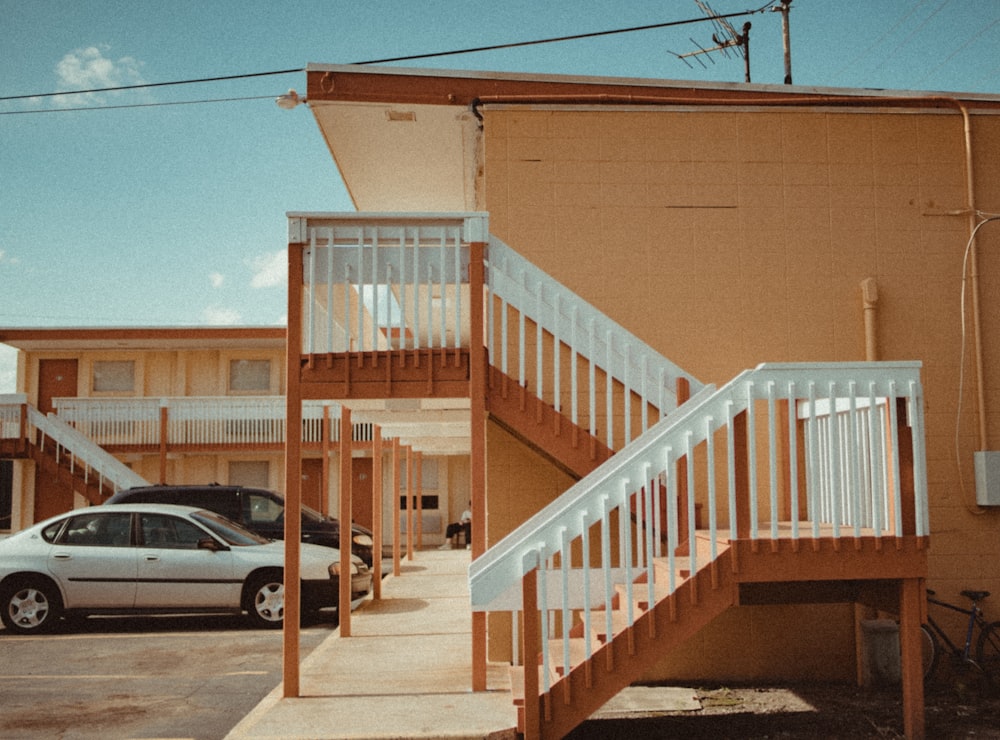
[0,613,334,739]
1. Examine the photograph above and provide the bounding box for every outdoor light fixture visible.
[276,89,303,110]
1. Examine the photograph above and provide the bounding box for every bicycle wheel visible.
[976,620,1000,683]
[921,624,939,682]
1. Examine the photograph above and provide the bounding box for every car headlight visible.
[352,534,374,547]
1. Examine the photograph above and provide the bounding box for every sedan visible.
[0,504,372,634]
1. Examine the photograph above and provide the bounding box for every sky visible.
[2,0,999,392]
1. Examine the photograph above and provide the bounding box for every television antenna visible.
[669,1,752,82]
[669,0,793,84]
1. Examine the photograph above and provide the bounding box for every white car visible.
[0,504,372,634]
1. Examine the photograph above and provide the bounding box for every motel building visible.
[4,65,1000,738]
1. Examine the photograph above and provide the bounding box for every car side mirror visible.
[197,538,229,552]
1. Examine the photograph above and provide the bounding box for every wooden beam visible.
[339,407,353,637]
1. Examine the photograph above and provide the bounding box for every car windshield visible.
[191,510,271,546]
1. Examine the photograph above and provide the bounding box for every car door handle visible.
[53,553,71,560]
[144,555,160,562]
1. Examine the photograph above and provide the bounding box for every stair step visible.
[547,634,602,676]
[508,663,559,706]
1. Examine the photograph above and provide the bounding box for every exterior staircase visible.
[0,395,150,506]
[282,213,929,738]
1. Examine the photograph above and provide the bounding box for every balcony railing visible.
[289,212,488,355]
[52,397,372,448]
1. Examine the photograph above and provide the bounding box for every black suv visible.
[105,485,375,567]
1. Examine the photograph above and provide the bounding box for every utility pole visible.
[773,0,793,84]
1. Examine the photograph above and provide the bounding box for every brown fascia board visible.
[0,326,286,351]
[305,64,1000,111]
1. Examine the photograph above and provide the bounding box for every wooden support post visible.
[158,403,168,484]
[392,438,401,577]
[339,407,353,637]
[282,240,304,698]
[322,405,332,518]
[900,578,926,739]
[469,240,488,692]
[372,425,383,600]
[416,451,424,549]
[522,567,541,740]
[405,445,414,561]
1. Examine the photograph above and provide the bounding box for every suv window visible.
[244,491,283,525]
[176,490,241,522]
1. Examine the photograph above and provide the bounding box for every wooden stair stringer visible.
[27,439,112,506]
[486,365,613,481]
[534,548,736,740]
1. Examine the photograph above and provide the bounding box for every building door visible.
[38,359,78,413]
[351,457,374,530]
[34,360,79,522]
[301,458,324,514]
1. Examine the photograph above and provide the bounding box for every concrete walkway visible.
[226,548,518,740]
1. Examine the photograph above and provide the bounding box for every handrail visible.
[469,361,927,612]
[26,407,149,492]
[486,237,705,448]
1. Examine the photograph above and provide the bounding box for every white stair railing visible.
[469,362,927,629]
[27,407,150,493]
[486,237,705,448]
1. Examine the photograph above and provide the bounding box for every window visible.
[0,460,11,531]
[59,512,132,546]
[229,460,270,489]
[140,513,207,549]
[245,491,283,525]
[229,359,271,393]
[92,360,135,393]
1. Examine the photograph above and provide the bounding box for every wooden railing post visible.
[896,398,917,537]
[470,239,488,692]
[522,566,541,740]
[733,410,751,540]
[339,407,353,637]
[158,401,168,484]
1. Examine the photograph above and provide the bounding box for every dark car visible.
[105,485,374,567]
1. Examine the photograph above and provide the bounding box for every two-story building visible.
[5,64,1000,737]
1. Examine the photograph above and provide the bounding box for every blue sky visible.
[2,0,999,392]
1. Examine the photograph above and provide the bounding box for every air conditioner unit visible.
[974,451,1000,506]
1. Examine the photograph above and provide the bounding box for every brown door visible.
[301,458,324,514]
[38,359,78,413]
[351,457,374,529]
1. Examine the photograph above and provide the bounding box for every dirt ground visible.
[568,680,1000,738]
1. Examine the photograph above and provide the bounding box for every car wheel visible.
[244,571,284,629]
[1,578,63,635]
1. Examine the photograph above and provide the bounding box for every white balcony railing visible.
[289,212,488,355]
[52,397,372,448]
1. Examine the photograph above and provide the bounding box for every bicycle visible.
[921,589,1000,694]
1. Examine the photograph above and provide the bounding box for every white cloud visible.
[247,251,286,289]
[53,45,145,106]
[210,272,225,289]
[202,306,242,325]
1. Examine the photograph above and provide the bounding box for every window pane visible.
[229,460,269,489]
[229,359,271,392]
[61,512,131,546]
[93,361,135,392]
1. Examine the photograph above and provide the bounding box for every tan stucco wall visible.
[481,104,1000,680]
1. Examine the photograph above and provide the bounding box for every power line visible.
[1,2,779,113]
[0,95,277,116]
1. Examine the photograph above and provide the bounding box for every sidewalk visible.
[226,548,518,740]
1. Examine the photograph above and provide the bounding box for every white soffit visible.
[310,101,478,212]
